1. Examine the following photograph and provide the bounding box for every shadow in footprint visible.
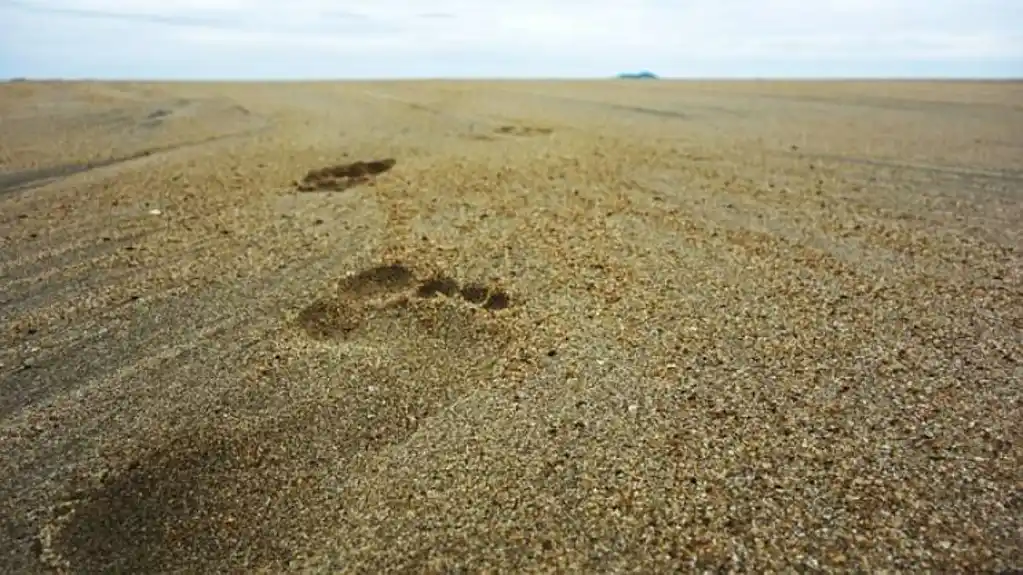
[494,125,553,137]
[296,299,361,340]
[459,283,489,304]
[138,108,173,128]
[296,159,396,192]
[297,263,417,340]
[416,276,460,299]
[458,283,512,310]
[338,263,416,298]
[298,265,513,341]
[482,290,511,311]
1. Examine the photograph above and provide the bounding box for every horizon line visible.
[6,76,1023,83]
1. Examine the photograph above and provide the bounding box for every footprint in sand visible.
[493,125,553,137]
[44,263,515,572]
[296,262,513,342]
[294,158,396,192]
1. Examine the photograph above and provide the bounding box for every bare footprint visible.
[493,125,553,137]
[295,158,396,192]
[297,264,513,341]
[46,263,516,572]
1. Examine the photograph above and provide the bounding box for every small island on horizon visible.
[617,70,660,80]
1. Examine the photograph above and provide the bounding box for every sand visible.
[1,79,1021,573]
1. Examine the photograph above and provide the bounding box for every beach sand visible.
[1,79,1021,572]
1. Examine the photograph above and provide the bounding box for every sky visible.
[1,0,1021,79]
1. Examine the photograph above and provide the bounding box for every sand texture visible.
[1,79,1021,572]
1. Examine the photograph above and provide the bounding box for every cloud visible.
[1,0,1020,78]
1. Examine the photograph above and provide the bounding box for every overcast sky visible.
[1,0,1021,79]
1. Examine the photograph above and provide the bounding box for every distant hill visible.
[617,71,659,80]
